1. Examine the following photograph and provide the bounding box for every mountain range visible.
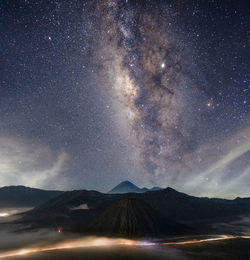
[18,183,250,238]
[0,181,161,208]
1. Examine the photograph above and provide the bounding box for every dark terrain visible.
[0,186,63,207]
[19,183,250,238]
[1,182,250,259]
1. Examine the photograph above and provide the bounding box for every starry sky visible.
[0,0,249,198]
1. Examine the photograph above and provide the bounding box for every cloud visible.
[0,136,68,189]
[180,125,250,198]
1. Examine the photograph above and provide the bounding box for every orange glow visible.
[162,235,249,246]
[17,250,32,256]
[0,237,138,259]
[0,235,249,259]
[57,227,62,233]
[0,213,9,217]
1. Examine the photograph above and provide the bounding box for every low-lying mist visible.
[0,225,187,260]
[1,211,250,260]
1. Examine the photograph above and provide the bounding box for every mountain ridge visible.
[20,186,250,238]
[0,185,63,207]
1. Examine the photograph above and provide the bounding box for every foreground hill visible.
[88,197,187,237]
[20,187,250,237]
[0,186,63,207]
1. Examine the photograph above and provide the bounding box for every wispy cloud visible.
[0,136,68,189]
[180,125,250,198]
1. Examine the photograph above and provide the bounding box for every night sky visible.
[0,0,249,198]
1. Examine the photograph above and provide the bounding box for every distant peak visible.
[115,181,139,188]
[120,180,134,185]
[109,181,164,194]
[108,180,140,194]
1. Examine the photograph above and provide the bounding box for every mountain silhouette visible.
[108,181,142,194]
[0,186,63,207]
[20,186,250,237]
[108,180,163,194]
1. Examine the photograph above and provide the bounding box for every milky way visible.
[96,1,214,184]
[0,0,249,197]
[94,1,250,195]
